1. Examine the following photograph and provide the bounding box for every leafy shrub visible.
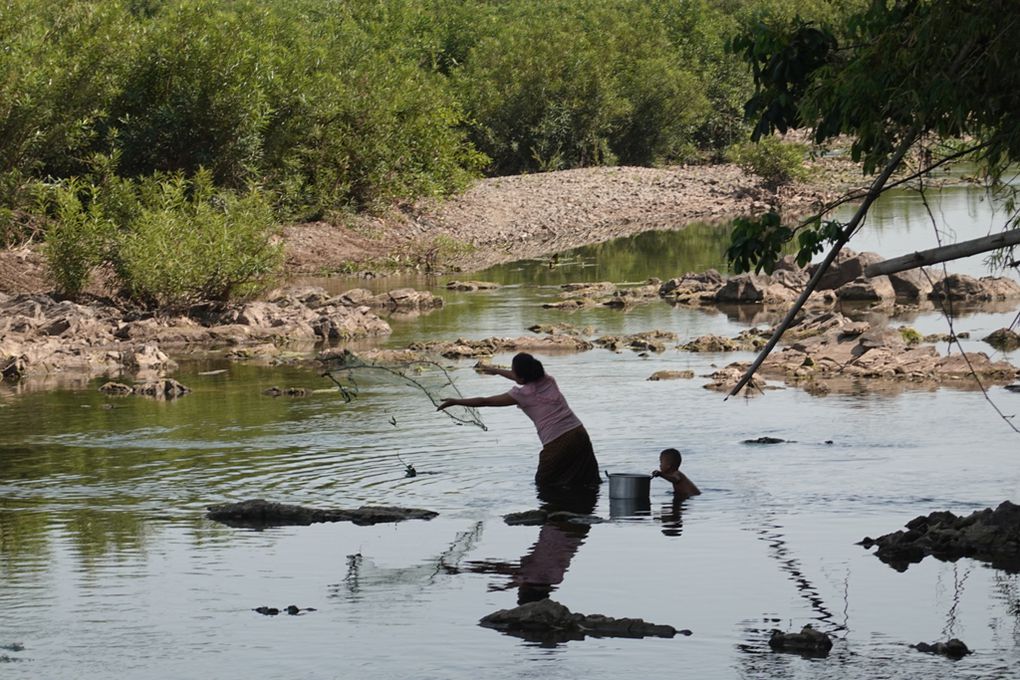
[43,181,114,297]
[44,170,282,306]
[115,172,283,306]
[726,137,809,187]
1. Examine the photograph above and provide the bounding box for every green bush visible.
[726,137,809,187]
[44,170,282,306]
[44,181,114,298]
[116,172,283,306]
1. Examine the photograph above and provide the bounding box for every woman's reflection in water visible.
[515,485,598,604]
[467,484,598,604]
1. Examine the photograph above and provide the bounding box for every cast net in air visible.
[320,349,487,431]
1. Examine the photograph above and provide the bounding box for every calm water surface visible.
[1,185,1019,679]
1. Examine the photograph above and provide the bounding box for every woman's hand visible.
[474,362,498,375]
[437,398,460,411]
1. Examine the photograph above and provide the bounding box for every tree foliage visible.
[727,0,1020,273]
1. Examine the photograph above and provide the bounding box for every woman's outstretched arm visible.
[438,393,516,410]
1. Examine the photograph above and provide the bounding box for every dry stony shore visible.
[284,161,856,277]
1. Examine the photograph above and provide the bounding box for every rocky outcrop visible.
[528,322,596,337]
[594,330,676,353]
[206,498,438,528]
[768,625,833,656]
[859,501,1020,572]
[0,287,403,381]
[720,311,1019,393]
[408,335,593,359]
[930,274,1020,302]
[479,599,684,643]
[550,279,662,310]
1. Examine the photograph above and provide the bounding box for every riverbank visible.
[0,160,858,296]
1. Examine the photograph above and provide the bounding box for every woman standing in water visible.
[438,353,600,489]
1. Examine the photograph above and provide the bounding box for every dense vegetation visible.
[727,0,1020,274]
[0,0,855,304]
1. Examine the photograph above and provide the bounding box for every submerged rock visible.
[742,436,786,445]
[134,378,190,399]
[983,328,1020,352]
[446,280,500,291]
[860,501,1020,572]
[768,625,833,656]
[911,639,971,660]
[207,498,438,528]
[408,335,593,359]
[647,370,695,381]
[479,599,682,643]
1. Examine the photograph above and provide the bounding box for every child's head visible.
[511,353,545,384]
[659,448,682,473]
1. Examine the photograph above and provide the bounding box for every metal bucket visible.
[605,471,651,500]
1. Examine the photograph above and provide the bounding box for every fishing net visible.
[320,349,487,431]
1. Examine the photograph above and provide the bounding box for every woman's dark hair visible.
[512,353,545,383]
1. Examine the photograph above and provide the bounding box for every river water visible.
[1,183,1019,679]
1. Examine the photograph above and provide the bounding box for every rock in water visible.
[861,501,1020,572]
[768,625,833,656]
[479,599,680,644]
[911,639,971,660]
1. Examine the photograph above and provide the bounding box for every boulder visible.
[813,250,883,290]
[835,275,896,302]
[714,273,771,303]
[123,344,177,373]
[681,335,739,352]
[887,269,936,299]
[930,274,1020,301]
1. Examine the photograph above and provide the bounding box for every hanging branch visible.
[725,129,920,400]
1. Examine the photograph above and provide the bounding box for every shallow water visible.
[2,184,1020,679]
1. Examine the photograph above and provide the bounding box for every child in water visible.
[651,448,701,498]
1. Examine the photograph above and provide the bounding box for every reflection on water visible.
[1,184,1020,679]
